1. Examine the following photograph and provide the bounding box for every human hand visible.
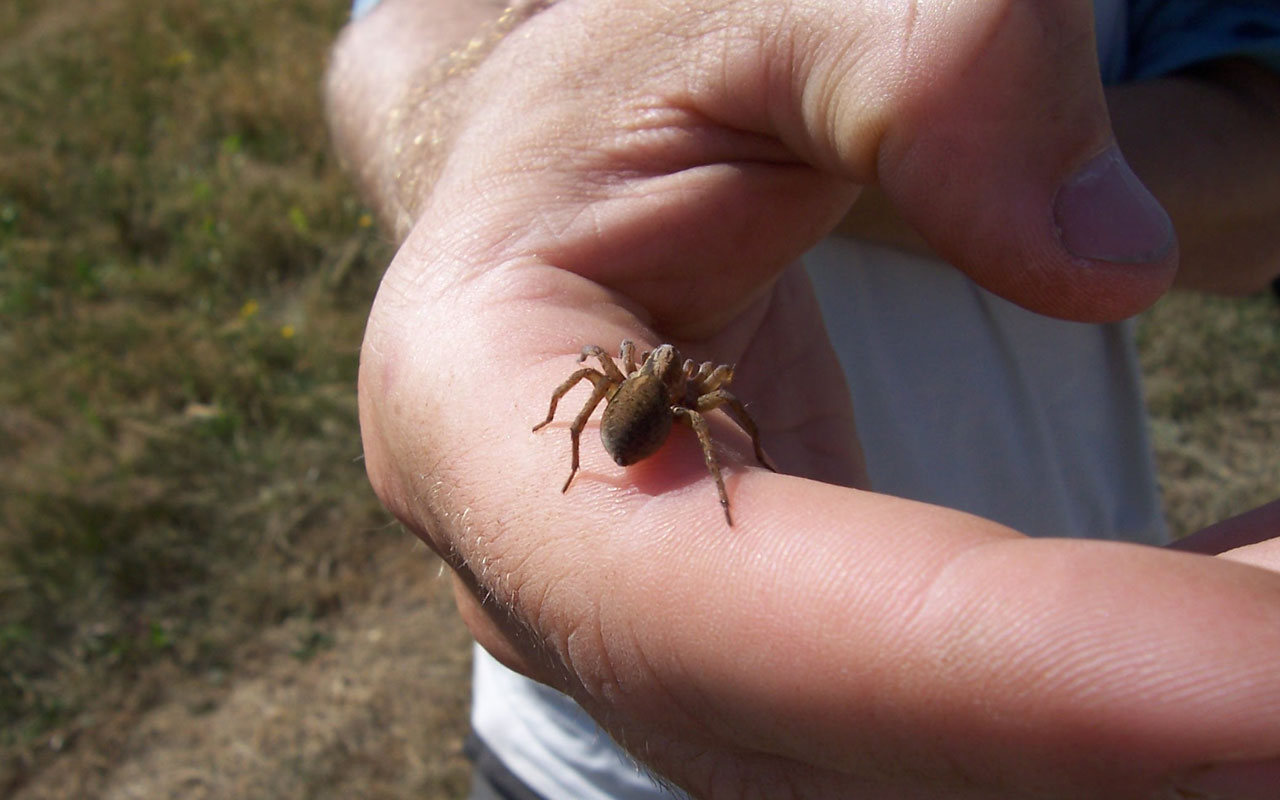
[349,0,1280,797]
[1172,499,1280,569]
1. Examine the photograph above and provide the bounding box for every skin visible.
[838,58,1280,295]
[326,1,1280,797]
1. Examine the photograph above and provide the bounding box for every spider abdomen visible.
[600,374,673,466]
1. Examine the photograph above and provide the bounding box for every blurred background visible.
[1,1,1276,798]
[1,1,472,797]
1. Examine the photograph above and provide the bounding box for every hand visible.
[1173,499,1280,568]
[338,0,1280,797]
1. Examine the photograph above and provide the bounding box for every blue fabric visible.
[1124,0,1280,78]
[351,0,381,20]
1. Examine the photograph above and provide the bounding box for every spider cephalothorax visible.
[532,339,774,525]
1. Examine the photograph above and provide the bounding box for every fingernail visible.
[1171,756,1280,800]
[1054,145,1174,264]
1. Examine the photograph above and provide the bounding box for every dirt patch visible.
[11,541,474,800]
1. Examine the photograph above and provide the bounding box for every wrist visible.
[327,0,559,240]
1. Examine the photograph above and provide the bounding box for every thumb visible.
[699,0,1178,321]
[865,2,1177,321]
[434,0,1176,324]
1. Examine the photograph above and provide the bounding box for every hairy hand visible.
[345,0,1279,797]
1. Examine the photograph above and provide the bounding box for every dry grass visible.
[0,1,1277,799]
[1,1,472,797]
[1140,291,1280,538]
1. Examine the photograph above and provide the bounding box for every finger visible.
[361,261,1280,798]
[1172,499,1280,573]
[438,0,1174,330]
[868,3,1177,321]
[1222,538,1280,574]
[685,0,1178,320]
[355,247,1280,793]
[1169,498,1280,556]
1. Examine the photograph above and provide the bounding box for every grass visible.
[1,1,473,797]
[1140,291,1280,538]
[0,0,1277,798]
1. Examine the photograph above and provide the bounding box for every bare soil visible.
[9,540,474,800]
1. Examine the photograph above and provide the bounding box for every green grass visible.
[0,0,400,780]
[1,0,1277,797]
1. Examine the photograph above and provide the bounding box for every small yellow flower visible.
[287,206,309,233]
[357,213,374,228]
[280,325,296,340]
[165,49,194,67]
[239,299,260,319]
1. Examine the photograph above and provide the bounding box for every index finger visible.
[360,240,1280,798]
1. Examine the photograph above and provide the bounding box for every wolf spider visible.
[532,340,774,525]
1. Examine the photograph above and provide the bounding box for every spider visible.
[532,339,775,525]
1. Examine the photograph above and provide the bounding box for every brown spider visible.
[532,339,774,525]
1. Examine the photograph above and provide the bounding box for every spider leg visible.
[560,371,615,492]
[690,361,715,384]
[531,367,617,490]
[672,406,732,526]
[532,368,603,432]
[577,345,626,383]
[695,388,776,472]
[691,364,733,393]
[620,340,638,375]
